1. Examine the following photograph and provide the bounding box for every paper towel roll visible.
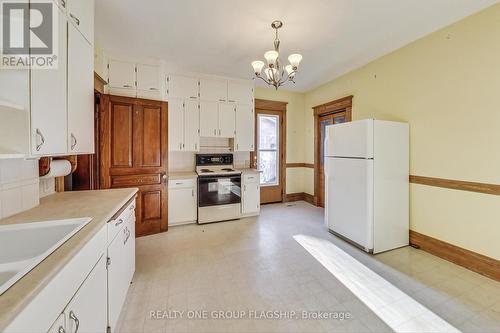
[40,160,72,179]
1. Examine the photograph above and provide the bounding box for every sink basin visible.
[0,218,92,295]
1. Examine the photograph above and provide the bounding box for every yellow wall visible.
[254,87,307,194]
[303,3,500,259]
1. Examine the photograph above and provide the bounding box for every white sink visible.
[0,218,92,295]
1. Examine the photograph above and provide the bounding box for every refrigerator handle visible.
[324,135,329,157]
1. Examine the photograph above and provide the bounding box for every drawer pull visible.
[69,13,80,26]
[115,218,124,227]
[123,227,131,245]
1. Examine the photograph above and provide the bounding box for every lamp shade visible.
[264,50,279,65]
[288,54,302,68]
[264,67,278,80]
[285,65,295,78]
[251,60,265,74]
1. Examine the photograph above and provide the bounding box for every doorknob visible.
[161,174,168,183]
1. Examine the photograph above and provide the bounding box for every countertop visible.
[0,188,138,331]
[168,171,198,180]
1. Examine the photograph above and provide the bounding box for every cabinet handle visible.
[149,87,158,91]
[244,185,246,191]
[35,128,45,151]
[228,100,236,103]
[195,143,198,150]
[213,129,216,136]
[179,143,182,150]
[69,311,80,333]
[129,205,135,211]
[219,99,226,102]
[70,133,77,150]
[218,129,221,136]
[192,189,195,197]
[69,13,80,26]
[115,218,124,227]
[123,84,132,88]
[124,227,131,245]
[236,144,239,150]
[60,0,66,8]
[190,96,197,99]
[58,327,66,333]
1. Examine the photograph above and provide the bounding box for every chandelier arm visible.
[256,75,271,85]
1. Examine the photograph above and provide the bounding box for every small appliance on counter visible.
[196,154,242,224]
[324,119,409,254]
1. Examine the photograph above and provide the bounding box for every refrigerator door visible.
[325,119,374,158]
[326,157,374,251]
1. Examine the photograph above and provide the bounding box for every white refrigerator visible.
[324,119,409,254]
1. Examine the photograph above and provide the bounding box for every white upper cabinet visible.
[67,0,94,45]
[168,75,199,100]
[136,64,161,100]
[235,104,255,151]
[199,78,227,102]
[30,10,67,156]
[199,101,218,137]
[218,103,236,138]
[228,80,254,105]
[67,24,94,154]
[184,100,200,151]
[168,99,184,151]
[108,60,136,90]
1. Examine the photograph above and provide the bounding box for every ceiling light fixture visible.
[251,20,302,90]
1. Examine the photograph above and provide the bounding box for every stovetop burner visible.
[200,169,214,173]
[221,168,235,172]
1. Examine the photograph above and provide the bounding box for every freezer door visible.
[326,157,374,251]
[325,119,374,158]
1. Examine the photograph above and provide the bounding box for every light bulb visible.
[251,60,265,74]
[264,67,278,80]
[264,50,279,65]
[288,54,302,68]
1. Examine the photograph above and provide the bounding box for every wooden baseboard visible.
[286,192,315,205]
[409,230,500,282]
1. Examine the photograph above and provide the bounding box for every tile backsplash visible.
[0,159,39,219]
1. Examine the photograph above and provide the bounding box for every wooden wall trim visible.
[285,192,315,205]
[313,95,353,116]
[286,163,314,168]
[410,230,500,282]
[410,175,500,195]
[255,99,288,112]
[94,72,107,94]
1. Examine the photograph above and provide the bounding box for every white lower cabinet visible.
[168,178,197,225]
[64,255,107,333]
[242,173,260,216]
[47,313,65,333]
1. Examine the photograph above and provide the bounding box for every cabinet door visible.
[67,0,94,44]
[234,104,255,151]
[31,10,67,156]
[47,313,65,333]
[199,78,227,102]
[184,99,199,151]
[228,81,254,104]
[243,181,260,214]
[218,103,235,138]
[65,256,107,333]
[108,217,135,332]
[168,99,184,151]
[136,64,161,100]
[68,24,94,154]
[199,100,218,137]
[108,60,136,90]
[168,75,198,100]
[168,187,196,224]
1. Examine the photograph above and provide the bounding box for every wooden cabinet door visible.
[67,23,94,154]
[30,9,67,156]
[67,0,94,44]
[100,95,168,236]
[218,102,236,138]
[235,104,254,151]
[184,99,200,151]
[168,98,184,151]
[199,100,218,137]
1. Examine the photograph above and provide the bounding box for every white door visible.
[199,78,227,102]
[234,104,254,151]
[326,119,374,158]
[168,99,184,151]
[108,60,136,90]
[199,100,218,137]
[67,0,94,44]
[67,24,94,154]
[218,102,235,138]
[242,175,260,214]
[326,157,374,251]
[30,10,67,156]
[168,75,198,100]
[108,219,135,332]
[184,99,199,151]
[168,187,197,224]
[136,64,161,100]
[228,81,254,104]
[64,256,107,333]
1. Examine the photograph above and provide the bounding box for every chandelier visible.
[251,20,303,90]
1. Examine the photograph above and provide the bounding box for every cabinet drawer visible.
[168,178,195,189]
[107,200,135,243]
[243,173,259,184]
[111,174,160,187]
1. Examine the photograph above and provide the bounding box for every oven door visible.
[198,175,241,207]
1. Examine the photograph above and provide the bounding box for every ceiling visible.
[95,0,498,92]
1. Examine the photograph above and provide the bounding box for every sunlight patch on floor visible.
[294,234,460,333]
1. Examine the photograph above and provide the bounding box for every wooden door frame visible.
[313,95,353,206]
[251,99,287,203]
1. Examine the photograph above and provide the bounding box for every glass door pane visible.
[257,114,279,186]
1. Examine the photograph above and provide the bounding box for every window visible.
[257,114,279,186]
